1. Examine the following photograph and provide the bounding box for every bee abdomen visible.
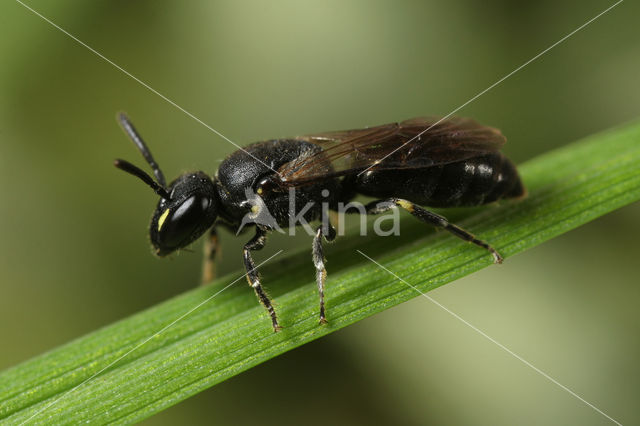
[434,153,525,206]
[353,153,524,208]
[428,153,524,207]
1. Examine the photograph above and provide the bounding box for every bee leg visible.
[201,227,219,285]
[243,227,281,332]
[365,198,503,264]
[312,223,336,324]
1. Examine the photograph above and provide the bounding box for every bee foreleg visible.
[243,227,281,332]
[201,227,219,285]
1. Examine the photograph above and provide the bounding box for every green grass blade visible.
[1,120,639,424]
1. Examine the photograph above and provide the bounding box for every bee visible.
[115,113,525,331]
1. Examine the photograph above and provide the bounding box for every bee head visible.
[114,113,218,256]
[148,172,218,256]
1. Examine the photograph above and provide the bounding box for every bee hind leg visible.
[365,198,503,264]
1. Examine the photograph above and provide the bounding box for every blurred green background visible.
[1,1,638,424]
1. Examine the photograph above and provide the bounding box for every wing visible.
[278,116,506,185]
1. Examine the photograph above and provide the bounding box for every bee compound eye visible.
[156,195,212,250]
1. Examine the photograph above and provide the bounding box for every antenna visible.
[117,112,167,188]
[114,159,171,200]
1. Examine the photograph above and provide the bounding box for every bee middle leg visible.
[243,227,281,332]
[365,198,503,263]
[312,223,336,324]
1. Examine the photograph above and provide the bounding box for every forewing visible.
[278,116,506,185]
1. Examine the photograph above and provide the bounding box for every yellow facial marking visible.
[397,199,414,212]
[257,187,263,195]
[158,208,170,231]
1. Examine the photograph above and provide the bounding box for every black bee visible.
[115,113,525,331]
